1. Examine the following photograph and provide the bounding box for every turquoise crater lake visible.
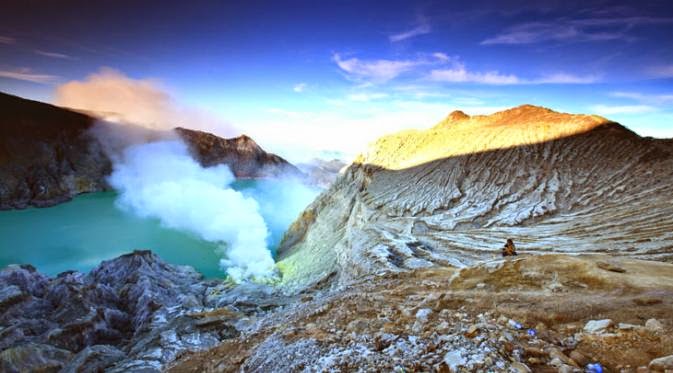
[0,179,301,278]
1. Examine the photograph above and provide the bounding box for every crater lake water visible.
[0,179,302,278]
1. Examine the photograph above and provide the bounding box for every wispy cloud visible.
[432,52,450,62]
[482,16,673,45]
[34,49,74,60]
[0,36,15,45]
[347,92,389,102]
[610,91,673,105]
[590,104,656,115]
[429,63,519,85]
[647,65,673,78]
[333,53,424,83]
[533,73,600,84]
[293,82,307,93]
[0,68,58,84]
[429,61,598,85]
[334,52,597,86]
[389,18,431,42]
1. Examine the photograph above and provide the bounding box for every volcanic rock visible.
[0,250,289,372]
[0,92,111,209]
[584,319,613,334]
[649,354,673,371]
[175,127,302,178]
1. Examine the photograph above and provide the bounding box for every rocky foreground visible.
[2,251,673,372]
[0,251,294,372]
[173,253,673,372]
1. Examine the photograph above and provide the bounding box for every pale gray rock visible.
[583,319,613,334]
[0,342,72,373]
[649,354,673,371]
[645,318,664,333]
[0,250,285,372]
[61,345,126,373]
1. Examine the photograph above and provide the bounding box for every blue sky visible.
[1,0,672,160]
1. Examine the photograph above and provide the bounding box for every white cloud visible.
[429,62,520,85]
[347,92,389,102]
[482,17,673,45]
[34,50,73,60]
[293,82,307,93]
[432,52,450,62]
[429,62,598,85]
[333,53,421,83]
[331,52,588,86]
[611,91,673,105]
[0,36,15,44]
[532,73,599,84]
[389,22,431,42]
[590,104,656,115]
[0,68,58,84]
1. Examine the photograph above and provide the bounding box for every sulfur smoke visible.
[107,139,278,282]
[60,69,321,281]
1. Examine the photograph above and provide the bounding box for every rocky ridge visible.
[276,105,673,292]
[175,127,302,179]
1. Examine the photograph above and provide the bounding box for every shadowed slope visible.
[0,92,111,209]
[276,105,673,292]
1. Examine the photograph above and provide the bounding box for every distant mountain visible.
[296,158,347,188]
[175,127,302,178]
[276,105,673,292]
[0,92,302,209]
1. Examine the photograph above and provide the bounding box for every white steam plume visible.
[240,177,320,251]
[108,139,277,282]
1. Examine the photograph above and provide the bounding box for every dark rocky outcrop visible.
[175,127,303,178]
[0,250,291,372]
[0,92,111,209]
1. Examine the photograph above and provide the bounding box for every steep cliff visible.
[0,92,111,209]
[277,105,673,292]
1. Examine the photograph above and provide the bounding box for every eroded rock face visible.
[0,251,290,372]
[0,92,111,209]
[277,105,673,292]
[175,127,303,179]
